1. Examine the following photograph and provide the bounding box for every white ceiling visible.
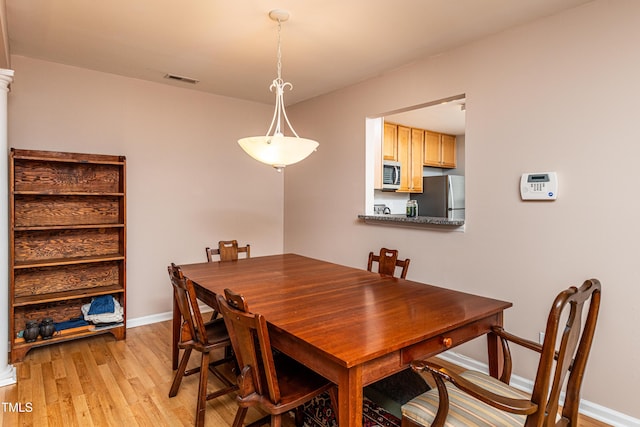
[5,0,592,106]
[386,96,467,136]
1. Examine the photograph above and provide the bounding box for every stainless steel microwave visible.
[382,160,401,190]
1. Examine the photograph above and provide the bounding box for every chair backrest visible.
[216,289,281,404]
[168,263,208,347]
[206,240,251,262]
[529,279,601,425]
[367,247,410,279]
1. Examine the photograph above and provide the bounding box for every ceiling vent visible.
[163,73,199,84]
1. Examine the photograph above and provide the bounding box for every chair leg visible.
[328,386,339,419]
[232,407,248,427]
[195,351,211,427]
[294,407,305,426]
[169,347,192,397]
[271,414,282,427]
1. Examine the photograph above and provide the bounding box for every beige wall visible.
[7,56,285,319]
[285,0,639,419]
[5,0,639,421]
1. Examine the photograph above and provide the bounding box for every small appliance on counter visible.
[374,204,391,215]
[410,175,465,220]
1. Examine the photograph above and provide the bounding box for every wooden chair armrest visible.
[411,360,538,416]
[492,326,543,354]
[493,326,566,369]
[491,326,545,382]
[493,326,573,370]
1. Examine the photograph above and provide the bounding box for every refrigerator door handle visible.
[448,177,455,211]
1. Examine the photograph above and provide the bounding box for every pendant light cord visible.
[276,19,283,82]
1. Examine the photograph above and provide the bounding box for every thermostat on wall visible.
[520,172,558,200]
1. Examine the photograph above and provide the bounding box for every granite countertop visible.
[357,213,465,227]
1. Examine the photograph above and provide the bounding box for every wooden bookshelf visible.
[9,149,127,362]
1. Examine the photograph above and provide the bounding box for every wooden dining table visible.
[175,253,512,427]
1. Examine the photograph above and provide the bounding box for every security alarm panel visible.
[520,172,558,200]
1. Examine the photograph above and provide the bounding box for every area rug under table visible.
[302,392,400,427]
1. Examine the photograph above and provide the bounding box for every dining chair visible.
[367,247,411,279]
[401,278,601,427]
[205,240,251,320]
[216,288,337,427]
[167,263,238,427]
[206,240,250,262]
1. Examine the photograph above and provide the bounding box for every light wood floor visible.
[0,320,610,426]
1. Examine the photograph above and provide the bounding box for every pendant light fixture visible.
[238,9,319,172]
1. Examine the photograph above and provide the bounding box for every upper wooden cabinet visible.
[424,130,441,166]
[383,121,456,193]
[424,130,457,168]
[395,125,424,193]
[383,122,398,161]
[440,133,457,168]
[396,125,410,192]
[410,128,425,192]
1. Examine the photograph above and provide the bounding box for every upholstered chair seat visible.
[402,370,529,427]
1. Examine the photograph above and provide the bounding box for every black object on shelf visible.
[39,318,56,340]
[23,321,39,343]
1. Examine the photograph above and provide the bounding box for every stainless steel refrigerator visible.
[410,175,465,219]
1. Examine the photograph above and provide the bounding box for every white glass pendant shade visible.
[238,134,318,172]
[237,9,318,172]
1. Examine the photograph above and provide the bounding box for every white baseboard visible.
[126,305,212,329]
[437,351,639,427]
[0,364,16,387]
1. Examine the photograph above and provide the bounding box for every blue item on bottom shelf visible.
[54,317,90,331]
[87,295,115,315]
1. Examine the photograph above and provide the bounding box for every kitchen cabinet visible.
[383,122,398,161]
[441,133,457,168]
[424,130,441,166]
[383,121,457,192]
[424,130,457,168]
[9,148,127,362]
[397,125,411,191]
[396,126,424,193]
[410,128,425,192]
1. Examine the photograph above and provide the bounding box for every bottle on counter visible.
[406,200,418,217]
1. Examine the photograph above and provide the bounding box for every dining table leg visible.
[172,293,180,370]
[337,365,363,427]
[487,311,504,379]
